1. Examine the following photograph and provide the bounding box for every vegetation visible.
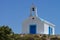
[0,25,60,40]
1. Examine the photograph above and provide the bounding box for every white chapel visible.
[22,5,55,35]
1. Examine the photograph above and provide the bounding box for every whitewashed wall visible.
[44,22,55,35]
[44,23,49,34]
[22,16,44,34]
[22,16,55,35]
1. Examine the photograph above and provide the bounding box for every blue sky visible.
[0,0,60,34]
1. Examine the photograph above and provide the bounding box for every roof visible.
[39,17,55,26]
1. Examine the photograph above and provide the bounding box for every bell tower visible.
[30,4,38,17]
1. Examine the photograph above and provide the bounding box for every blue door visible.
[49,27,53,35]
[30,25,36,34]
